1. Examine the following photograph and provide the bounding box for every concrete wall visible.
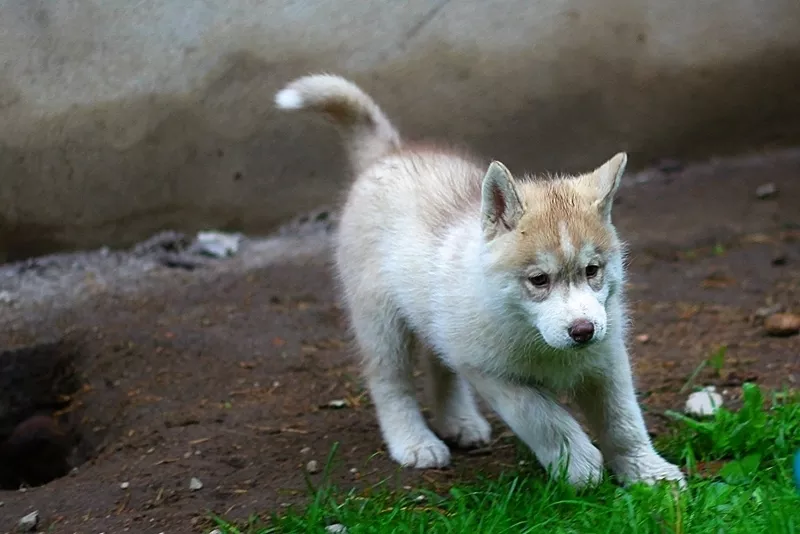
[1,0,799,261]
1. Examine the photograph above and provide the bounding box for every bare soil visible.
[0,152,798,534]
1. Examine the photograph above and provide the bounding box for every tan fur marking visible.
[495,177,617,273]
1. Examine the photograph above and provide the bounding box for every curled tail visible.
[275,74,401,173]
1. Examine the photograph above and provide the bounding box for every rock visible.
[18,511,39,531]
[208,530,223,534]
[189,477,204,491]
[764,313,800,337]
[306,460,321,474]
[300,446,312,454]
[191,231,242,258]
[755,182,778,199]
[635,334,650,344]
[755,303,783,319]
[325,525,348,534]
[120,481,130,489]
[326,399,348,409]
[685,386,723,416]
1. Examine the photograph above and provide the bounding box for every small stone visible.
[636,334,650,344]
[192,231,242,258]
[685,386,723,416]
[120,482,130,490]
[306,460,321,474]
[327,399,348,409]
[300,446,312,454]
[755,182,777,199]
[189,477,203,491]
[764,313,800,337]
[19,511,39,531]
[325,525,348,534]
[208,530,222,534]
[755,304,783,319]
[349,467,358,474]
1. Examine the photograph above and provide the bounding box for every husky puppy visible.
[275,74,684,487]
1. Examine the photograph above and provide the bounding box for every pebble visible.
[764,313,800,337]
[300,446,312,454]
[755,304,783,318]
[327,399,348,409]
[189,477,204,491]
[192,231,242,258]
[306,460,321,474]
[635,334,650,344]
[208,530,222,534]
[755,182,778,199]
[325,524,348,534]
[19,511,39,532]
[685,386,723,416]
[120,482,130,490]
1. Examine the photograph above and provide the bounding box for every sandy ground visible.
[0,149,798,534]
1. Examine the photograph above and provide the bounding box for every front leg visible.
[574,340,685,487]
[467,372,604,488]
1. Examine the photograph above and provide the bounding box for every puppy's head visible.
[479,153,627,350]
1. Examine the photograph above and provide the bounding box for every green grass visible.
[215,384,800,534]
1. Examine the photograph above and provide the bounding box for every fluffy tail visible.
[275,74,401,173]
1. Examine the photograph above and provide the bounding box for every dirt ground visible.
[0,150,798,534]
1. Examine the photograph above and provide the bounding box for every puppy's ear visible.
[481,161,525,240]
[586,152,627,221]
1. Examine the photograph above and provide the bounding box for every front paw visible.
[387,431,452,469]
[610,451,686,488]
[567,444,605,488]
[433,413,492,449]
[546,441,605,488]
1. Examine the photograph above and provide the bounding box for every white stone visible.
[19,511,39,531]
[193,231,242,258]
[189,477,204,491]
[120,481,130,489]
[306,460,321,474]
[685,386,724,416]
[325,525,348,534]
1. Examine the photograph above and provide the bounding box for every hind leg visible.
[423,353,491,449]
[352,307,451,469]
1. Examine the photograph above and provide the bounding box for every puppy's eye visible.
[528,274,550,287]
[585,264,600,278]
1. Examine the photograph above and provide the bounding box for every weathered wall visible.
[1,0,799,261]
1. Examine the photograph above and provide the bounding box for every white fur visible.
[276,74,685,488]
[274,88,304,109]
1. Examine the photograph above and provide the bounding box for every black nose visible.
[568,320,595,344]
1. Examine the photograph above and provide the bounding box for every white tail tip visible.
[274,88,304,110]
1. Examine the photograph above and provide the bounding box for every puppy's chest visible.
[501,346,603,391]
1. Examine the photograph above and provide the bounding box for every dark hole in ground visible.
[0,339,90,489]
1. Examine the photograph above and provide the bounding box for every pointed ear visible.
[480,160,525,240]
[589,152,627,220]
